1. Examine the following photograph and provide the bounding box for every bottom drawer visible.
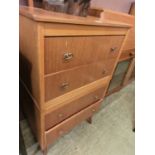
[45,86,106,130]
[45,100,101,146]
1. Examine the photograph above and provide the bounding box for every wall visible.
[91,0,135,13]
[19,0,28,5]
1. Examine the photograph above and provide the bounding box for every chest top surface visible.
[19,6,131,28]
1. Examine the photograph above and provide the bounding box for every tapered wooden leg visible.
[87,117,92,124]
[42,147,47,155]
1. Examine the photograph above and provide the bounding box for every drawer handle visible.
[102,69,106,75]
[58,114,63,118]
[60,82,69,90]
[59,130,64,136]
[92,109,96,112]
[94,96,99,101]
[110,47,117,52]
[64,52,73,61]
[129,52,134,57]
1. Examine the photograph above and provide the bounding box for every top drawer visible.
[44,35,124,74]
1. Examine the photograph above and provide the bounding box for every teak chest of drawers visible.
[19,6,130,154]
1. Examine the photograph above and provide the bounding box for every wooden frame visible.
[106,57,135,96]
[129,2,135,16]
[123,58,135,86]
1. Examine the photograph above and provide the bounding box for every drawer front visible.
[45,59,114,101]
[45,100,101,146]
[119,49,135,61]
[45,86,106,130]
[45,35,124,74]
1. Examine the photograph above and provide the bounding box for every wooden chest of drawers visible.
[19,6,130,154]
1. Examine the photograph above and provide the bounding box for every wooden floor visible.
[20,81,135,155]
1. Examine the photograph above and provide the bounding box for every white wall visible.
[91,0,135,13]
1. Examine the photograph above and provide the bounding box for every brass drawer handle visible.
[92,109,96,112]
[60,82,69,90]
[129,52,135,57]
[94,96,99,101]
[59,130,64,136]
[110,47,117,52]
[58,114,63,118]
[102,69,106,75]
[64,52,73,61]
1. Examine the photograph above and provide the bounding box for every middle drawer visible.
[45,86,106,130]
[45,59,115,101]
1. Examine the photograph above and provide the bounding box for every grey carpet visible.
[20,81,135,155]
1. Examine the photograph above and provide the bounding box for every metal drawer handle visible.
[59,130,64,136]
[60,82,69,90]
[64,52,73,61]
[102,69,106,75]
[92,109,96,112]
[129,52,135,57]
[94,96,99,101]
[58,114,63,118]
[110,47,117,52]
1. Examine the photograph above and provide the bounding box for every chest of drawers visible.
[19,6,130,154]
